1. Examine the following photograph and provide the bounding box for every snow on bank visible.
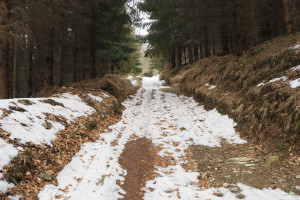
[39,76,298,200]
[290,44,300,50]
[0,139,18,193]
[290,78,300,89]
[0,93,94,145]
[268,76,288,83]
[0,93,104,194]
[126,75,138,86]
[205,83,217,90]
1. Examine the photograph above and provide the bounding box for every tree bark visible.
[111,61,115,74]
[221,25,230,55]
[0,41,8,99]
[171,48,176,69]
[26,44,33,97]
[194,45,199,61]
[203,27,210,58]
[177,45,182,67]
[283,0,295,34]
[44,30,54,87]
[72,31,78,83]
[199,45,203,59]
[58,48,65,87]
[13,38,17,98]
[183,47,187,64]
[0,0,10,99]
[90,7,96,79]
[188,45,193,64]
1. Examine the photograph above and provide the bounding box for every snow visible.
[0,138,18,193]
[126,75,138,86]
[268,76,288,83]
[87,93,103,103]
[289,78,300,89]
[290,65,300,71]
[0,93,105,195]
[290,44,300,50]
[38,76,298,200]
[257,82,265,87]
[205,83,217,90]
[0,93,94,145]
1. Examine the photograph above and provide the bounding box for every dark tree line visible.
[139,0,300,68]
[0,0,140,99]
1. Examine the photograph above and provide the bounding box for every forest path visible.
[38,76,299,200]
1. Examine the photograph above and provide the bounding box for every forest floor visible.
[0,76,299,199]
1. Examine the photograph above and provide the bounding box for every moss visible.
[297,121,300,133]
[18,99,33,105]
[5,150,34,184]
[9,106,26,112]
[85,122,97,131]
[112,100,122,114]
[42,99,65,107]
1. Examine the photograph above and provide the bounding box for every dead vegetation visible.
[0,75,139,199]
[161,33,300,154]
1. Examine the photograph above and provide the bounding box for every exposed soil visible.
[118,138,157,200]
[191,142,300,196]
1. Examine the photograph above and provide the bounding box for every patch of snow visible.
[0,138,18,193]
[269,76,288,83]
[87,94,103,103]
[290,65,300,71]
[291,44,300,50]
[126,75,138,86]
[257,82,265,87]
[101,93,109,98]
[289,78,300,89]
[38,76,299,200]
[0,93,95,145]
[8,195,22,200]
[205,83,217,90]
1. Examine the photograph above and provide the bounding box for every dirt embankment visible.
[161,34,300,153]
[0,75,139,199]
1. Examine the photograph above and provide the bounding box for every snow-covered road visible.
[38,76,299,200]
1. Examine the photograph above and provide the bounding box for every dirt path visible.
[37,76,299,200]
[118,138,157,200]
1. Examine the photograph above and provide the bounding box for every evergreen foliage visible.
[0,0,139,98]
[138,0,300,68]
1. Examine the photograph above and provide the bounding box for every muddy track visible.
[119,138,156,200]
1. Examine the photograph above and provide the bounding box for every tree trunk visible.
[188,45,193,64]
[72,31,78,83]
[199,45,203,59]
[90,7,96,79]
[0,41,8,99]
[183,47,187,64]
[177,45,182,67]
[171,48,176,69]
[44,31,54,87]
[0,0,9,99]
[221,25,230,55]
[111,61,115,74]
[203,27,210,57]
[212,37,216,56]
[283,0,295,34]
[26,44,33,97]
[13,38,18,98]
[194,46,199,61]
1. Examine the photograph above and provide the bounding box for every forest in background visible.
[0,0,141,99]
[139,0,300,68]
